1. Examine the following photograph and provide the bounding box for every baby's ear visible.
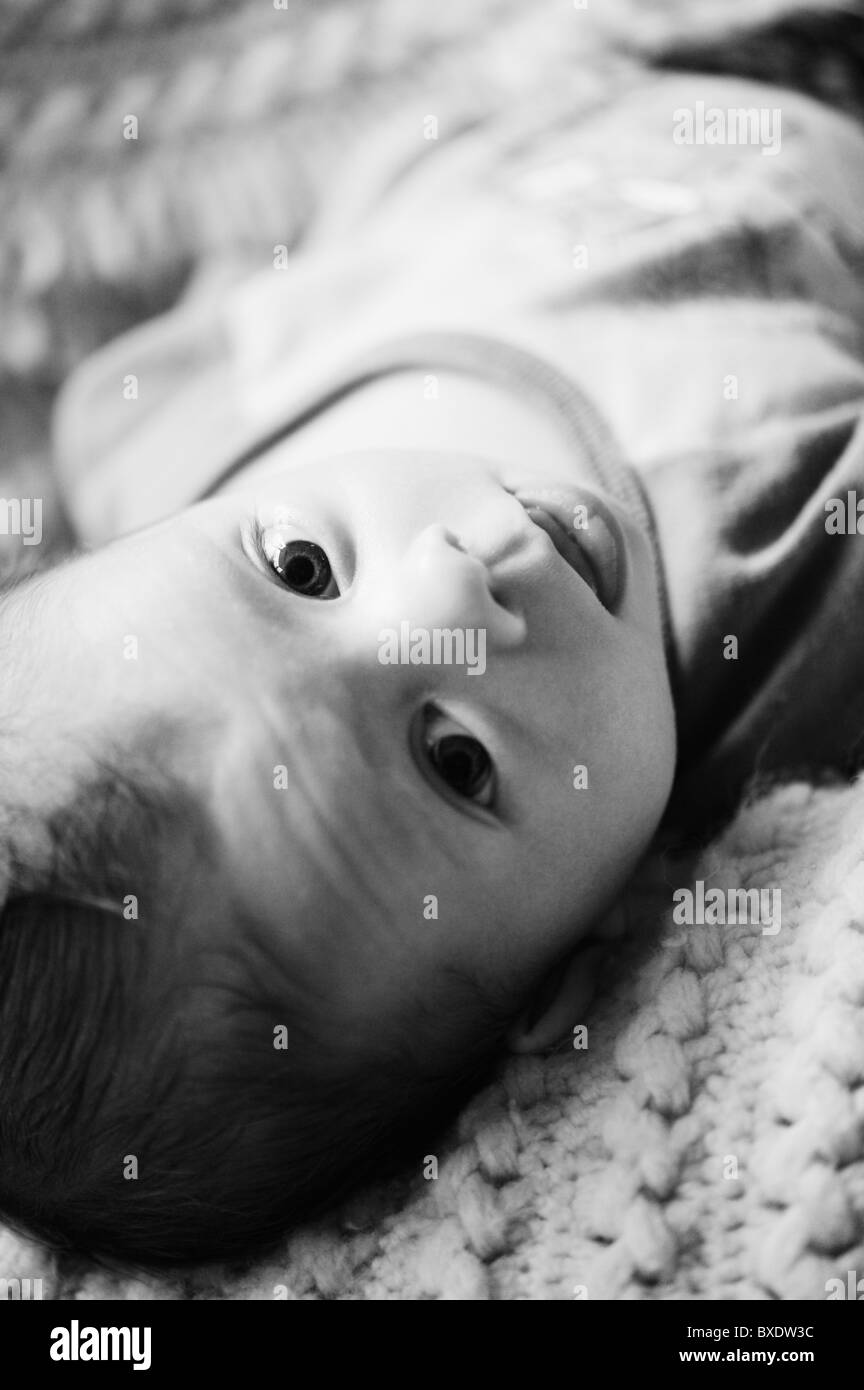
[506,945,605,1055]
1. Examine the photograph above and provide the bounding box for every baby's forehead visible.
[206,685,439,911]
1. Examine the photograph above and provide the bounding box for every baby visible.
[3,45,864,1265]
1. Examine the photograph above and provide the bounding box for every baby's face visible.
[39,450,675,1013]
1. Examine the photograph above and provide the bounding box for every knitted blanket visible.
[4,773,863,1299]
[2,0,863,1301]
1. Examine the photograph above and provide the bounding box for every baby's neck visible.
[224,366,584,492]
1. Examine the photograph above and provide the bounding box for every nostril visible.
[441,527,467,554]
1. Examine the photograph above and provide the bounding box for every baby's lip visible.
[512,488,626,614]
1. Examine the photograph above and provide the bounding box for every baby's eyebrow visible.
[184,518,286,615]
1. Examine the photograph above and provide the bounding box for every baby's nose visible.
[399,523,525,647]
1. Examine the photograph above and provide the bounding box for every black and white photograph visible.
[1,0,863,1354]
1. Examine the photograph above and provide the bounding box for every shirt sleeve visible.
[656,399,864,835]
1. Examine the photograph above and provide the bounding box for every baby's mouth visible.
[513,491,624,614]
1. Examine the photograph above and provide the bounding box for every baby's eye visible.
[422,707,496,807]
[264,535,340,599]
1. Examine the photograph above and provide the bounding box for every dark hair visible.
[0,761,512,1268]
